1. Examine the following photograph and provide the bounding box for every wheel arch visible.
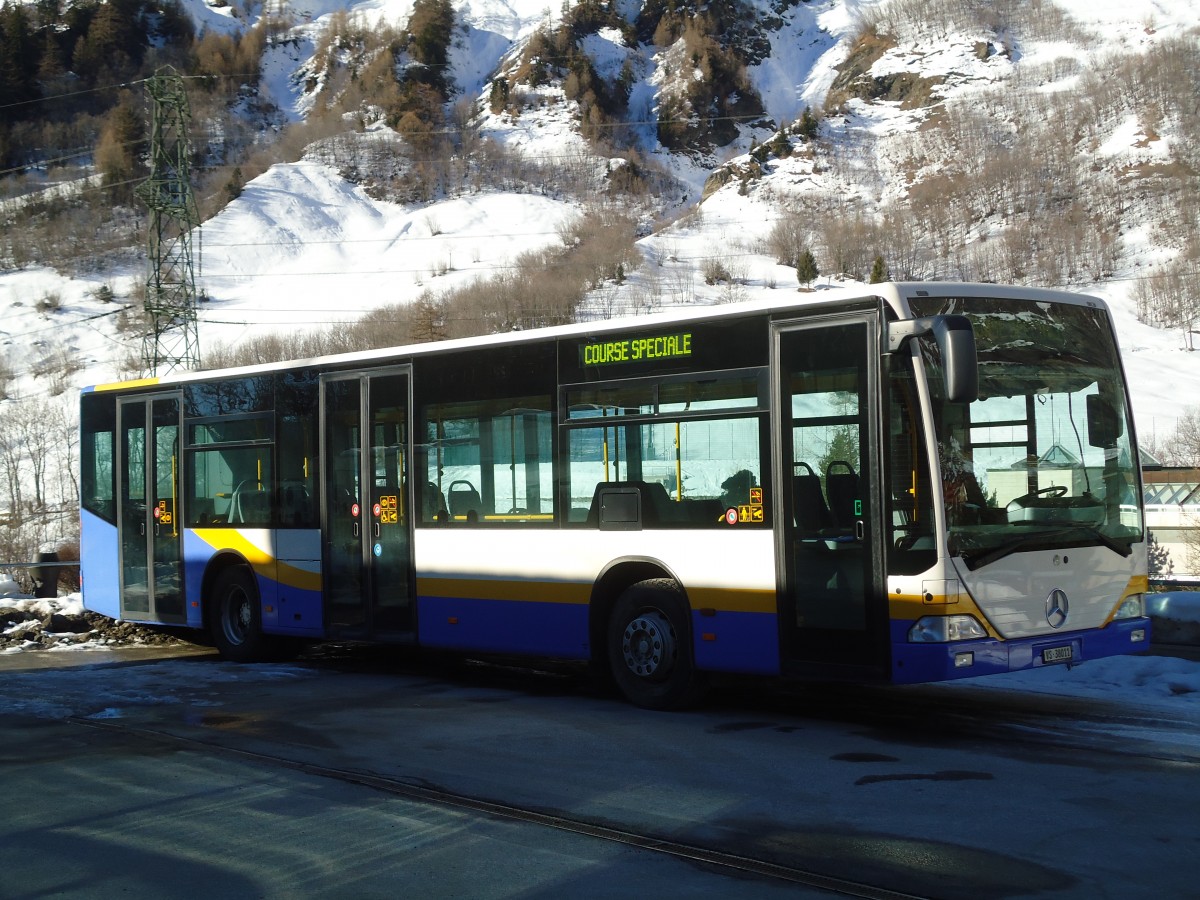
[588,556,689,666]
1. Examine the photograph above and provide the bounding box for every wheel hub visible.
[223,586,251,645]
[621,611,675,678]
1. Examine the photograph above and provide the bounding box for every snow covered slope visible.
[1,0,1198,446]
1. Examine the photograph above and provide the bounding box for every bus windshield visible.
[910,296,1143,569]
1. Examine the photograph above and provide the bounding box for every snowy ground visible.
[0,582,188,655]
[962,593,1200,715]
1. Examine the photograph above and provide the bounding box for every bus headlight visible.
[1113,593,1144,620]
[908,615,988,643]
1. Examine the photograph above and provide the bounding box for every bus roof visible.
[83,281,1105,393]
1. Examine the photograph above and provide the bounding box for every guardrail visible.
[0,557,80,598]
[1150,579,1200,592]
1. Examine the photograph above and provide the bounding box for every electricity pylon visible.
[138,66,200,375]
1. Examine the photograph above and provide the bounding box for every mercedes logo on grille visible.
[1046,589,1069,629]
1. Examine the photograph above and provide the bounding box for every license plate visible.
[1042,645,1073,664]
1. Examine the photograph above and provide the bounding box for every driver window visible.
[888,358,936,574]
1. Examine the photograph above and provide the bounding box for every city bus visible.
[79,282,1150,708]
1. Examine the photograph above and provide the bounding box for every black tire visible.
[607,579,707,710]
[209,565,273,662]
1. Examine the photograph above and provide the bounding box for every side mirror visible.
[1086,393,1123,448]
[888,314,978,404]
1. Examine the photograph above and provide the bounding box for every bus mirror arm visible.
[887,314,978,404]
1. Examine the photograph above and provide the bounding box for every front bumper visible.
[889,616,1151,684]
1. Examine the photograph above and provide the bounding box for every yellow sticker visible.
[736,504,764,523]
[379,495,399,524]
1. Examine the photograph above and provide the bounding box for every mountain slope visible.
[1,0,1198,445]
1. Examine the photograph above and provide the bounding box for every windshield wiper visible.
[1068,524,1135,558]
[960,525,1133,571]
[961,529,1076,571]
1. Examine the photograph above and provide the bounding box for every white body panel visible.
[414,527,777,594]
[953,543,1143,638]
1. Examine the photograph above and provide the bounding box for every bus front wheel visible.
[607,579,706,710]
[210,565,270,662]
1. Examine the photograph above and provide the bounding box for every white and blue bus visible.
[79,283,1150,708]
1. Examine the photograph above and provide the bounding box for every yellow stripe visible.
[194,528,272,564]
[890,594,937,620]
[687,587,777,614]
[1101,575,1150,625]
[889,592,1001,638]
[92,377,161,392]
[193,528,322,592]
[274,560,322,593]
[417,577,776,613]
[418,576,590,605]
[897,574,1150,633]
[449,514,556,522]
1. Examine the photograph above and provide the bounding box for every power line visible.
[0,78,149,113]
[199,229,567,248]
[0,305,132,342]
[0,72,258,114]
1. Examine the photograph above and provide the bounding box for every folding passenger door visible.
[775,314,886,669]
[322,369,415,638]
[116,393,185,624]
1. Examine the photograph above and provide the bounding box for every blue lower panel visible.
[890,617,1152,684]
[693,610,780,675]
[418,598,783,674]
[268,583,325,637]
[80,510,120,619]
[418,596,590,659]
[181,530,213,629]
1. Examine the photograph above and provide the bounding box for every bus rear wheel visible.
[607,579,706,710]
[210,565,272,662]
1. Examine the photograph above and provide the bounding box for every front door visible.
[322,370,415,638]
[776,316,884,668]
[117,393,184,624]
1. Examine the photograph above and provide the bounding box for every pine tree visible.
[1148,532,1173,580]
[796,105,818,140]
[869,255,888,284]
[95,96,145,204]
[411,292,448,343]
[73,0,144,84]
[38,28,66,83]
[0,4,40,120]
[618,59,635,96]
[224,167,244,203]
[796,248,819,285]
[408,0,454,70]
[489,78,509,114]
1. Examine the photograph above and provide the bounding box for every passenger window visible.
[81,393,117,523]
[184,415,274,527]
[564,371,766,528]
[275,370,318,528]
[186,446,274,526]
[567,418,763,527]
[277,416,317,527]
[420,396,554,525]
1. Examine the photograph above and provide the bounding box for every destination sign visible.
[581,332,693,367]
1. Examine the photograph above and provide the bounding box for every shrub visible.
[702,257,731,285]
[795,249,819,284]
